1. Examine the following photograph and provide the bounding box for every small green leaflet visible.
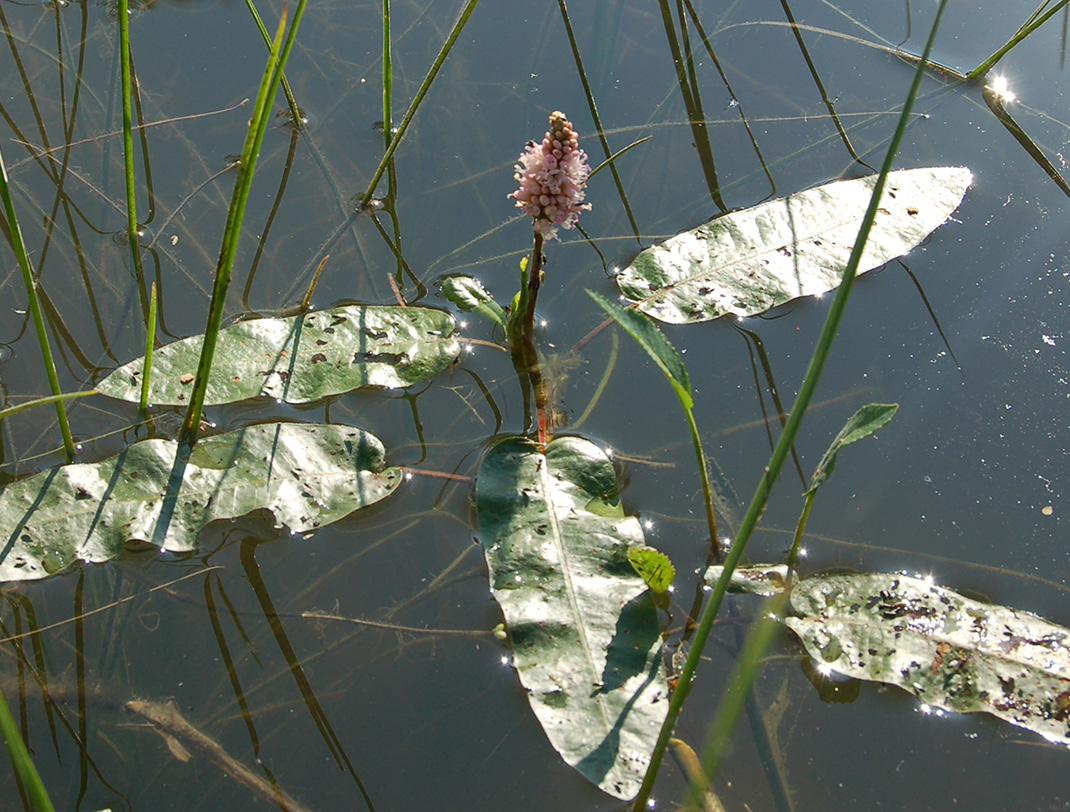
[476,435,669,800]
[0,423,400,581]
[438,275,507,331]
[808,403,898,494]
[786,572,1070,747]
[97,304,460,406]
[628,546,675,593]
[616,167,972,324]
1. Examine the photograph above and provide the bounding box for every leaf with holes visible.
[476,435,669,800]
[616,167,972,324]
[786,572,1070,747]
[0,423,400,581]
[97,305,460,405]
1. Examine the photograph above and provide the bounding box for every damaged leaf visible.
[97,305,460,405]
[786,572,1070,747]
[616,167,972,324]
[476,435,669,800]
[0,423,400,581]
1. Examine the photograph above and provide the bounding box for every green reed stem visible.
[785,490,815,574]
[632,2,950,806]
[358,0,480,208]
[117,0,145,287]
[138,282,157,415]
[243,0,304,127]
[382,0,392,140]
[0,145,76,460]
[179,1,308,445]
[0,685,54,811]
[683,592,789,809]
[967,0,1069,80]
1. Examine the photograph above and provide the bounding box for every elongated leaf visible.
[439,274,507,330]
[786,573,1070,746]
[807,403,898,494]
[0,423,400,581]
[476,435,669,800]
[97,305,460,406]
[588,291,691,409]
[617,167,972,324]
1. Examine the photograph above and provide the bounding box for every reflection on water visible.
[1,0,1068,809]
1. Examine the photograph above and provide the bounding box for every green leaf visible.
[807,403,898,494]
[0,423,400,581]
[438,274,507,331]
[588,291,692,409]
[616,167,972,324]
[97,305,460,406]
[476,435,669,800]
[628,546,675,594]
[785,573,1070,747]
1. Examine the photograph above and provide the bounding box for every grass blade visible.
[631,1,951,806]
[968,0,1070,80]
[117,0,146,288]
[138,282,157,416]
[179,0,309,445]
[0,685,55,811]
[0,144,76,460]
[358,0,480,208]
[243,0,304,127]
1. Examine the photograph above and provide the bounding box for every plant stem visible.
[358,0,480,208]
[785,490,815,574]
[967,0,1070,80]
[0,686,54,811]
[684,406,719,558]
[382,0,392,141]
[685,592,789,808]
[243,0,304,127]
[117,0,145,288]
[0,145,76,460]
[179,1,308,445]
[631,1,950,805]
[507,233,548,446]
[138,281,157,416]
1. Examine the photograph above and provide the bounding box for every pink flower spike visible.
[509,111,591,240]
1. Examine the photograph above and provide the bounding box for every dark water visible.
[1,1,1068,809]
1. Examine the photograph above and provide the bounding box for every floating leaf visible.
[476,435,669,800]
[616,167,972,324]
[0,423,400,581]
[628,546,675,594]
[439,275,507,331]
[807,403,898,494]
[97,305,460,406]
[785,573,1070,746]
